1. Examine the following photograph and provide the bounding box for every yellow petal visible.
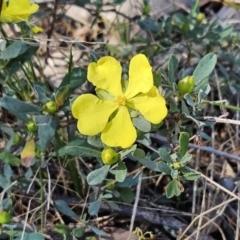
[101,106,136,148]
[88,56,123,97]
[1,0,39,22]
[72,94,118,135]
[128,86,168,124]
[125,54,153,99]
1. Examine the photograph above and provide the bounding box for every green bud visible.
[43,101,58,114]
[35,148,43,158]
[196,13,205,22]
[105,180,116,190]
[173,162,181,170]
[178,76,195,95]
[26,120,38,132]
[101,148,119,165]
[0,211,11,224]
[13,133,21,144]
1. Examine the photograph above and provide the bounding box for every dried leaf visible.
[21,137,35,167]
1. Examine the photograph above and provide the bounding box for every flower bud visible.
[26,120,38,132]
[13,133,21,144]
[105,180,116,190]
[0,211,11,224]
[101,148,119,165]
[196,13,205,22]
[43,101,58,114]
[178,76,195,95]
[173,162,181,170]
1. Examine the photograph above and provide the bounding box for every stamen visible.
[115,96,127,106]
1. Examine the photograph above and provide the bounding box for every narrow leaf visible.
[55,200,79,219]
[183,172,201,181]
[55,85,69,107]
[0,96,41,114]
[66,146,101,158]
[179,132,189,156]
[168,55,178,85]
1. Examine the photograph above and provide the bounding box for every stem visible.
[39,162,44,232]
[191,0,199,14]
[203,99,240,111]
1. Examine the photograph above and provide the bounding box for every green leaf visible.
[138,18,160,33]
[171,169,179,178]
[35,115,58,151]
[119,144,137,159]
[0,41,27,59]
[168,55,178,86]
[87,136,104,148]
[0,96,41,115]
[132,115,151,132]
[219,25,233,39]
[88,200,101,216]
[55,200,79,219]
[183,172,201,180]
[72,227,85,238]
[59,67,87,93]
[119,188,134,203]
[184,93,195,108]
[4,164,13,181]
[158,162,171,175]
[166,179,184,198]
[115,160,127,182]
[14,233,44,240]
[0,123,15,137]
[158,148,173,163]
[180,154,192,164]
[193,53,217,86]
[197,84,211,104]
[183,113,205,127]
[138,158,159,171]
[179,132,189,156]
[51,139,85,157]
[55,223,70,236]
[55,85,69,107]
[116,175,139,188]
[65,146,101,158]
[87,165,110,185]
[0,174,9,189]
[0,152,21,166]
[132,148,145,160]
[90,226,108,237]
[34,85,50,104]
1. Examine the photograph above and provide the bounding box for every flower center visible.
[115,96,127,106]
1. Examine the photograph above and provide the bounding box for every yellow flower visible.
[72,54,168,148]
[0,0,39,23]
